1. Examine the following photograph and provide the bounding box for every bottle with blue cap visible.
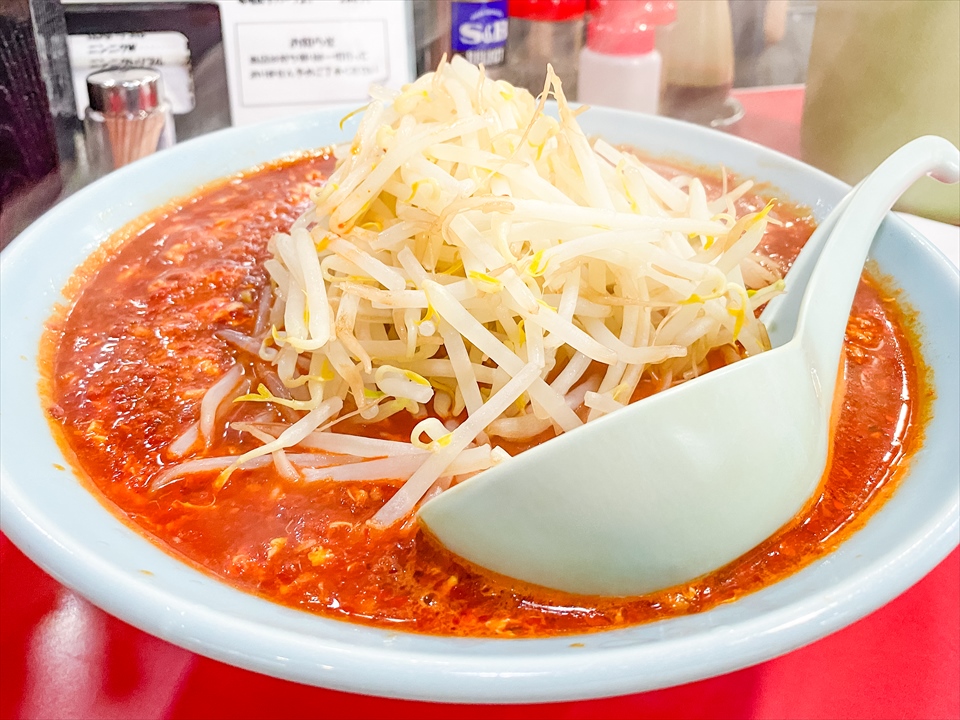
[450,0,509,76]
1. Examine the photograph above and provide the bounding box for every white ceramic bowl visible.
[1,107,957,703]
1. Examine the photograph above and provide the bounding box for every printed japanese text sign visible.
[236,21,389,107]
[219,0,413,126]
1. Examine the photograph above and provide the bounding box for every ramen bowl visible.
[1,106,957,703]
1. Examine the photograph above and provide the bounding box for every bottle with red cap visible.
[502,0,586,98]
[578,0,676,113]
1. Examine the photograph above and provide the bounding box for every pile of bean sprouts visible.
[161,57,784,528]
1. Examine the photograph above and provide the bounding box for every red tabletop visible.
[2,86,958,720]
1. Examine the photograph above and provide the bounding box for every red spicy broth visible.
[42,151,928,638]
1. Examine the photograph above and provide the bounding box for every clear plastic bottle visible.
[502,0,586,98]
[659,0,741,127]
[577,0,676,114]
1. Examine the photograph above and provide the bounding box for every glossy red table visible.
[2,86,958,720]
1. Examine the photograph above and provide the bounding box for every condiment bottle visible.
[83,67,174,175]
[502,0,586,99]
[450,0,509,77]
[578,0,676,114]
[659,0,742,127]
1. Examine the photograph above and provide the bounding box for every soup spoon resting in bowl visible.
[418,135,960,597]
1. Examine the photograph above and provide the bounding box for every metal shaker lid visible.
[86,67,164,114]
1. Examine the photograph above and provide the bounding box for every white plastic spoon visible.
[418,136,960,596]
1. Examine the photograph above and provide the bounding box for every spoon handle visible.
[760,186,856,347]
[795,136,960,392]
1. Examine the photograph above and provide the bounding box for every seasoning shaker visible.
[450,0,509,78]
[502,0,586,99]
[658,0,743,127]
[578,0,675,113]
[83,67,174,175]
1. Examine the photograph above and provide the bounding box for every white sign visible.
[67,32,195,116]
[219,0,414,126]
[235,20,389,107]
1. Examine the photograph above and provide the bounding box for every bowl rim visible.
[1,104,958,703]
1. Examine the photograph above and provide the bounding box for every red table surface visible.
[2,86,958,720]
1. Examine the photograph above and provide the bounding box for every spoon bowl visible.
[419,136,960,596]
